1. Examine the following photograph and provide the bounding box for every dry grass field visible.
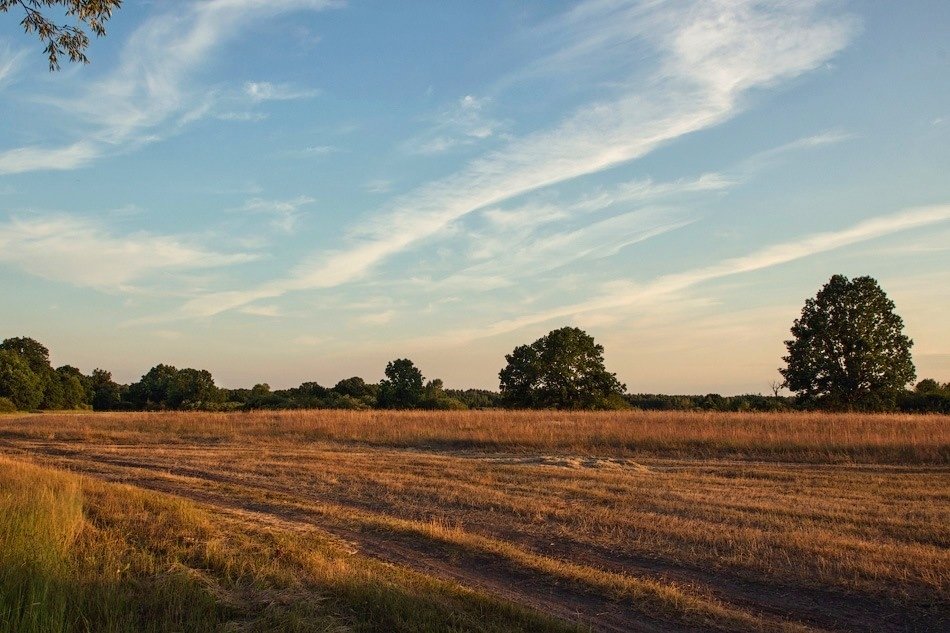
[0,410,947,632]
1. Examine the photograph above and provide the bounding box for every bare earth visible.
[0,412,947,632]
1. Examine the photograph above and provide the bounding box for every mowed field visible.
[0,411,947,632]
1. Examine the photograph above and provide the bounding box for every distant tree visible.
[900,378,950,414]
[781,275,915,411]
[1,0,123,70]
[0,349,43,410]
[127,363,179,409]
[0,336,59,409]
[333,376,374,399]
[40,369,66,409]
[295,382,329,398]
[88,368,122,410]
[56,365,90,408]
[377,359,424,409]
[167,368,222,410]
[0,336,51,375]
[499,327,626,410]
[251,383,271,397]
[915,378,940,394]
[419,378,467,410]
[444,388,503,409]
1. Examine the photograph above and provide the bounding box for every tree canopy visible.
[499,327,626,410]
[1,332,944,414]
[1,0,122,70]
[780,275,916,411]
[377,358,425,409]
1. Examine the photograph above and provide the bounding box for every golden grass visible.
[1,410,948,631]
[2,409,947,463]
[0,457,580,632]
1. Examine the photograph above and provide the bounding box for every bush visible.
[420,395,468,410]
[0,397,16,413]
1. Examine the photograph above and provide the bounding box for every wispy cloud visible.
[455,206,690,287]
[239,304,282,317]
[0,0,341,175]
[216,111,269,122]
[0,142,99,174]
[295,145,337,156]
[363,179,393,194]
[737,129,854,172]
[0,214,256,291]
[301,5,854,280]
[443,204,950,342]
[177,0,857,318]
[358,310,396,325]
[406,94,503,155]
[234,195,315,232]
[244,81,319,102]
[0,43,26,90]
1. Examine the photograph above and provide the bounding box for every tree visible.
[89,368,122,410]
[0,349,43,410]
[127,363,179,409]
[420,378,468,410]
[377,359,424,409]
[0,336,51,375]
[499,326,626,410]
[1,0,123,70]
[333,376,374,399]
[0,336,60,409]
[167,368,222,410]
[56,365,90,408]
[915,379,941,394]
[780,275,915,411]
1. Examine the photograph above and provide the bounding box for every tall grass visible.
[0,457,577,632]
[0,459,221,633]
[4,409,947,463]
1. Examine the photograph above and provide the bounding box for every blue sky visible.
[1,0,948,393]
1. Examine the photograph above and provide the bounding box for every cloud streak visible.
[0,0,340,174]
[177,0,856,318]
[444,204,950,342]
[244,81,319,102]
[234,195,315,233]
[0,214,255,291]
[0,43,26,90]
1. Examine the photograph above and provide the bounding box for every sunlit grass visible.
[0,457,577,633]
[1,410,947,631]
[3,409,947,463]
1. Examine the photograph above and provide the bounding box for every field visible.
[0,410,947,632]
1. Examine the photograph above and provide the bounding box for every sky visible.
[0,0,948,394]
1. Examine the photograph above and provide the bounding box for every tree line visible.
[1,275,948,414]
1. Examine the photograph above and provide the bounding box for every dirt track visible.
[2,437,947,633]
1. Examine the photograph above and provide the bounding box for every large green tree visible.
[377,359,424,409]
[166,368,222,410]
[1,0,122,70]
[0,336,64,409]
[127,363,179,409]
[0,336,51,375]
[499,327,626,410]
[780,275,915,411]
[56,365,90,409]
[0,349,43,410]
[89,368,122,410]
